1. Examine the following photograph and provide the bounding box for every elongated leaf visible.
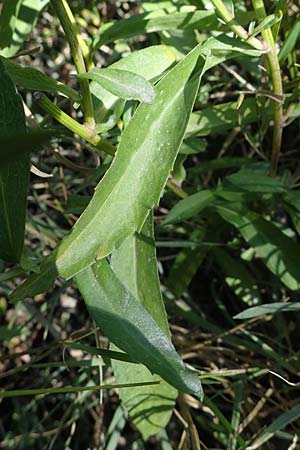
[186,98,265,138]
[79,68,155,104]
[11,35,262,298]
[93,9,218,50]
[93,8,254,50]
[0,58,29,262]
[0,0,49,57]
[164,190,214,225]
[248,405,300,449]
[76,259,203,399]
[234,302,300,319]
[212,248,260,305]
[217,205,300,290]
[2,57,80,101]
[111,212,177,439]
[168,227,207,297]
[55,40,205,280]
[225,169,286,193]
[278,17,300,63]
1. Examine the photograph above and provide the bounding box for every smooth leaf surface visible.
[55,40,205,280]
[111,212,177,439]
[91,45,177,126]
[168,227,207,297]
[75,259,203,399]
[0,58,29,262]
[11,35,262,296]
[79,68,156,103]
[2,57,80,101]
[93,8,218,50]
[186,98,266,138]
[224,169,286,193]
[164,190,214,225]
[217,205,300,291]
[234,302,300,319]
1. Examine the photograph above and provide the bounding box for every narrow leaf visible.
[111,212,177,439]
[217,205,300,291]
[234,302,300,319]
[79,68,156,104]
[0,58,29,262]
[76,259,203,399]
[2,57,80,101]
[164,190,214,225]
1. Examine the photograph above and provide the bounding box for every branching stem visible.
[37,94,115,156]
[50,0,95,129]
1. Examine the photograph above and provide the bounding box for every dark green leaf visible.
[217,205,300,290]
[76,259,203,399]
[111,212,177,439]
[0,58,29,262]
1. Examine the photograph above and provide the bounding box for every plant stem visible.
[251,0,284,176]
[210,0,265,51]
[50,0,95,128]
[37,94,115,156]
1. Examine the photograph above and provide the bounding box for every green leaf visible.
[248,405,300,449]
[1,57,80,101]
[93,8,218,50]
[11,35,262,296]
[75,259,203,399]
[79,68,156,104]
[91,45,177,126]
[0,58,29,262]
[234,302,300,319]
[224,169,286,193]
[167,227,207,297]
[212,248,260,305]
[0,0,49,57]
[186,98,266,138]
[217,205,300,291]
[111,212,177,439]
[278,17,300,63]
[0,128,56,164]
[164,190,214,225]
[55,40,205,280]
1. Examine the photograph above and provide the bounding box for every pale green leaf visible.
[91,45,177,126]
[234,302,300,319]
[79,68,156,103]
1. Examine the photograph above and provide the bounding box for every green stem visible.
[210,0,265,51]
[251,0,283,176]
[0,381,160,398]
[37,94,115,156]
[50,0,94,128]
